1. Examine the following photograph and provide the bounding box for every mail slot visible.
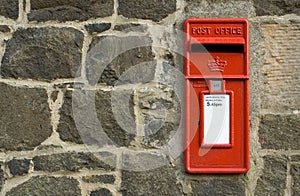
[184,18,250,173]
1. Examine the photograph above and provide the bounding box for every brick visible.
[259,114,299,150]
[184,0,255,18]
[291,164,300,196]
[86,35,155,85]
[0,83,52,151]
[57,89,136,147]
[33,152,116,172]
[121,162,181,195]
[255,156,287,196]
[191,179,245,196]
[90,188,112,196]
[253,0,300,16]
[29,0,114,22]
[85,23,111,34]
[118,0,176,22]
[7,159,30,176]
[83,175,115,184]
[1,27,84,81]
[261,23,300,113]
[0,0,18,19]
[6,176,81,196]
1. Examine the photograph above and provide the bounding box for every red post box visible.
[184,18,249,173]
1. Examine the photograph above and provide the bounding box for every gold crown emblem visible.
[207,56,227,72]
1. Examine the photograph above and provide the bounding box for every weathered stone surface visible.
[57,89,136,147]
[0,0,18,19]
[259,114,299,150]
[118,0,176,22]
[6,176,81,196]
[254,0,300,16]
[86,35,155,85]
[291,164,300,196]
[33,152,116,172]
[1,27,83,81]
[85,23,111,34]
[114,23,147,32]
[261,23,300,113]
[135,83,181,148]
[7,159,30,176]
[0,25,10,33]
[57,90,83,144]
[0,165,4,191]
[95,89,136,147]
[255,156,287,196]
[191,179,245,196]
[249,21,263,121]
[291,155,300,162]
[0,83,52,151]
[122,152,170,171]
[83,174,115,184]
[90,188,112,196]
[29,0,114,22]
[121,164,181,195]
[184,0,255,18]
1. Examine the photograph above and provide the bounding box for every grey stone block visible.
[90,188,112,196]
[0,25,10,33]
[0,83,52,151]
[184,0,255,18]
[57,89,136,147]
[7,159,30,176]
[33,152,116,172]
[259,114,300,150]
[121,164,181,195]
[6,176,81,196]
[85,23,111,34]
[83,174,115,184]
[291,164,300,196]
[291,155,300,162]
[191,179,245,196]
[0,0,18,19]
[1,27,84,81]
[255,156,287,196]
[253,0,300,16]
[29,0,114,22]
[57,90,83,144]
[0,165,4,192]
[135,83,181,148]
[118,0,176,22]
[86,35,155,86]
[114,23,147,32]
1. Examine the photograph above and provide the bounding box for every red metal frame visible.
[184,18,250,174]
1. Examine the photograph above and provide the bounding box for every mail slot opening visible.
[191,44,244,53]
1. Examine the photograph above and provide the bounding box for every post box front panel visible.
[188,52,245,77]
[184,18,249,174]
[188,80,246,167]
[185,18,248,78]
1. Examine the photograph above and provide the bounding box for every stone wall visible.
[0,0,299,195]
